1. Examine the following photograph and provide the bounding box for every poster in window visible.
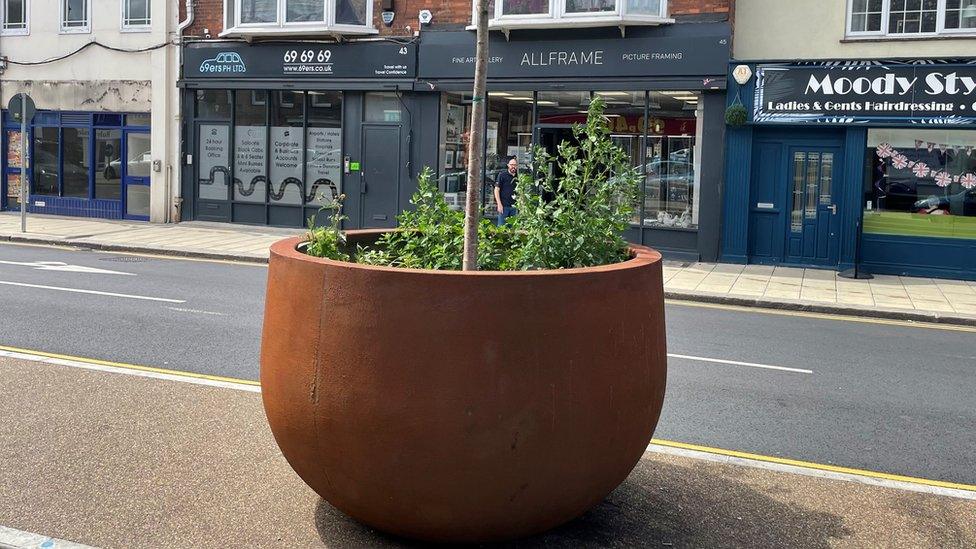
[306,127,342,205]
[270,126,304,205]
[198,124,230,200]
[486,121,499,155]
[7,131,22,168]
[234,125,267,202]
[446,104,464,143]
[7,174,21,200]
[445,147,455,169]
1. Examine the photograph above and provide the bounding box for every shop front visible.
[723,60,976,281]
[180,40,437,228]
[418,23,730,260]
[1,111,152,220]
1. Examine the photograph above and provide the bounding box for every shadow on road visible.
[314,456,851,548]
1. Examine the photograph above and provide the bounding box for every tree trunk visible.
[461,0,490,271]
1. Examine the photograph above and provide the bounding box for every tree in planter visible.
[461,0,491,271]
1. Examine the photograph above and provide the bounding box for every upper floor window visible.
[225,0,375,35]
[478,0,668,31]
[61,0,89,33]
[1,0,29,35]
[122,0,151,30]
[847,0,976,37]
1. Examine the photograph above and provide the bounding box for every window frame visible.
[225,0,376,36]
[473,0,670,30]
[60,0,90,34]
[1,0,30,36]
[120,0,151,32]
[845,0,976,38]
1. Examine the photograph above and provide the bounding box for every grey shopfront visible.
[180,23,730,261]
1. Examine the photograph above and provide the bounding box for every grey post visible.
[20,96,27,232]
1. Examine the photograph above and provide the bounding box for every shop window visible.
[228,0,374,35]
[642,91,700,229]
[234,91,268,203]
[847,0,976,36]
[306,91,342,206]
[198,124,231,201]
[598,91,645,225]
[269,91,305,206]
[62,128,91,198]
[439,93,472,198]
[126,133,152,178]
[122,0,150,29]
[197,90,232,120]
[6,130,22,169]
[2,0,29,35]
[127,185,150,217]
[364,92,402,123]
[125,114,151,127]
[32,127,60,196]
[478,0,667,30]
[60,0,89,33]
[864,129,976,240]
[95,129,122,200]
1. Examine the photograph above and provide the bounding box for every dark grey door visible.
[361,124,401,228]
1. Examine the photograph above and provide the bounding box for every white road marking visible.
[0,524,97,548]
[0,259,135,275]
[668,353,813,374]
[0,280,185,303]
[165,306,227,316]
[647,443,976,501]
[0,349,260,393]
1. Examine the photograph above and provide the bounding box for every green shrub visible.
[304,195,350,261]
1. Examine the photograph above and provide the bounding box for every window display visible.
[306,91,343,205]
[234,90,268,203]
[642,91,700,229]
[864,129,976,240]
[270,91,305,205]
[33,127,59,196]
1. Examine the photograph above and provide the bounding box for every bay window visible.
[846,0,976,37]
[226,0,374,35]
[2,0,28,35]
[478,0,667,30]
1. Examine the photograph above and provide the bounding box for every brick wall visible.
[180,0,729,39]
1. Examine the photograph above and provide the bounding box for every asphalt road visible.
[2,242,974,487]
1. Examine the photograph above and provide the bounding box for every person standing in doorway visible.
[495,157,518,226]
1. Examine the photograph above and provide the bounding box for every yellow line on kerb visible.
[0,344,261,387]
[651,438,976,493]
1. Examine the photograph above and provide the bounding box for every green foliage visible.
[509,96,640,269]
[304,194,350,261]
[725,103,748,127]
[304,98,640,271]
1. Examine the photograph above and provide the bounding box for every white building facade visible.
[1,0,182,222]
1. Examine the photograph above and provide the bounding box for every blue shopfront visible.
[1,111,152,220]
[722,61,976,281]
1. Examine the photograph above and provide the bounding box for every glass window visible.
[439,93,472,197]
[287,0,323,22]
[241,0,277,23]
[849,0,883,32]
[336,0,368,25]
[864,129,976,240]
[945,0,976,29]
[888,0,938,33]
[269,91,305,205]
[61,0,88,30]
[33,127,60,196]
[62,127,90,198]
[126,133,151,178]
[123,0,150,27]
[364,92,402,122]
[642,91,700,229]
[3,0,28,31]
[234,91,268,203]
[7,174,22,207]
[196,90,232,120]
[481,92,533,215]
[126,184,150,217]
[565,0,614,13]
[625,0,661,16]
[198,124,231,200]
[126,113,151,127]
[598,91,645,224]
[95,129,122,200]
[501,0,550,15]
[306,91,342,206]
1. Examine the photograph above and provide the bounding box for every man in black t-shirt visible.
[494,157,518,226]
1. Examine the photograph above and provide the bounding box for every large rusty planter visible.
[260,233,668,543]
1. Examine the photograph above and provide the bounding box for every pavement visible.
[2,212,975,326]
[2,354,974,549]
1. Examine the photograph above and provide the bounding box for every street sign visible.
[7,93,36,124]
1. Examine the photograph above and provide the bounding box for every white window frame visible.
[224,0,377,36]
[845,0,976,38]
[1,0,30,36]
[120,0,151,32]
[60,0,90,34]
[473,0,670,31]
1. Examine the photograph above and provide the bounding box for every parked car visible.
[106,151,152,179]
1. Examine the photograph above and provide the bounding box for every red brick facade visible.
[180,0,730,38]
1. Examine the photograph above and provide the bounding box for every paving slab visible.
[2,356,975,549]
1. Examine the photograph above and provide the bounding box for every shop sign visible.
[184,41,416,80]
[417,24,730,80]
[753,62,976,125]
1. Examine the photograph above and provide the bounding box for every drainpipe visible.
[178,0,195,32]
[170,1,194,223]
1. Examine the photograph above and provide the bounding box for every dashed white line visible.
[0,280,185,303]
[668,353,813,374]
[165,307,227,316]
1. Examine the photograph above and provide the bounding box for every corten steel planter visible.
[260,232,668,543]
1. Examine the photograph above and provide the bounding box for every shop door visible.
[122,130,152,220]
[360,124,401,228]
[784,147,843,267]
[194,122,232,222]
